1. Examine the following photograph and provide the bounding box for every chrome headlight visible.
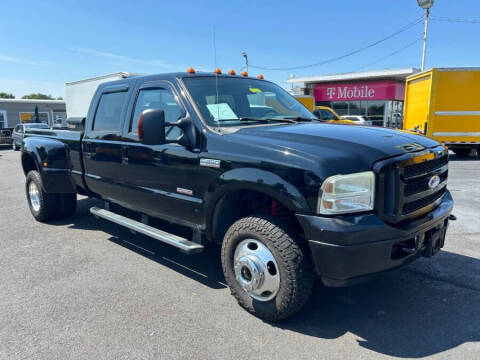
[318,171,375,215]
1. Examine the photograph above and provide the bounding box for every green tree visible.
[56,96,63,100]
[34,105,40,123]
[0,92,15,99]
[21,93,54,100]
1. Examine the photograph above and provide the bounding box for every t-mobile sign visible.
[314,80,405,102]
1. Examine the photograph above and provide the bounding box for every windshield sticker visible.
[206,103,238,121]
[249,87,262,93]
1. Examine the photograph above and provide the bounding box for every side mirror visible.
[138,109,165,145]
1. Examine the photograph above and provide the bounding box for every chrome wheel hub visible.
[233,239,280,302]
[28,182,41,212]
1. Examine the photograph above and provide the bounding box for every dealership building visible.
[288,67,419,127]
[0,99,66,129]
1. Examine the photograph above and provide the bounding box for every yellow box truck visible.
[403,68,480,157]
[295,95,315,112]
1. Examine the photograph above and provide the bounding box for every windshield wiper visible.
[281,116,316,122]
[217,117,296,124]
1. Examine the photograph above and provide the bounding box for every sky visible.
[1,0,480,98]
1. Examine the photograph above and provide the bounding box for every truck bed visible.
[25,128,84,175]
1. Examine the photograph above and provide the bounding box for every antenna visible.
[242,52,248,73]
[213,26,220,130]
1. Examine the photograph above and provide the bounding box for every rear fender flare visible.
[22,137,76,193]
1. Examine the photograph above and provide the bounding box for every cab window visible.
[93,91,127,132]
[131,88,184,141]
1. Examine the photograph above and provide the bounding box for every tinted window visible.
[131,88,183,140]
[93,91,126,131]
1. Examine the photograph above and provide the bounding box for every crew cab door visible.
[119,81,201,227]
[82,83,130,201]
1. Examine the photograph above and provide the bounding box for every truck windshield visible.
[182,77,316,127]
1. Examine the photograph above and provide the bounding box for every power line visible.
[354,38,423,71]
[431,16,480,24]
[249,16,424,71]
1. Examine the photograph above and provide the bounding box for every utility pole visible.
[417,0,434,71]
[242,52,248,73]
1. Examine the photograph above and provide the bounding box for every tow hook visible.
[448,214,457,221]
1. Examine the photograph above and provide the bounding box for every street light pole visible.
[417,0,434,71]
[421,8,430,71]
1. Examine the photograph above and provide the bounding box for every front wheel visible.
[221,215,314,321]
[12,142,19,151]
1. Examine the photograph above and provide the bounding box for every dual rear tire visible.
[26,170,77,222]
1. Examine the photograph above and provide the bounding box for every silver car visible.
[340,115,372,126]
[12,123,50,151]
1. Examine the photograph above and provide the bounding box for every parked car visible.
[340,115,372,126]
[20,70,453,321]
[313,106,356,124]
[12,123,50,150]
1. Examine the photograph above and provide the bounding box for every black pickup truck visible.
[20,71,453,320]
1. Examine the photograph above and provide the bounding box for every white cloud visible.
[70,47,178,69]
[0,78,64,98]
[0,54,47,66]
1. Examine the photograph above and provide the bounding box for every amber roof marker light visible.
[214,68,222,74]
[228,69,236,75]
[257,74,264,80]
[186,67,195,74]
[240,71,248,77]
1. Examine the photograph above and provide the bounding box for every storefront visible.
[0,99,66,129]
[288,68,418,128]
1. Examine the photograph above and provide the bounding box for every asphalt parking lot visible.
[0,148,479,359]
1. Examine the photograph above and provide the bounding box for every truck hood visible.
[231,123,440,174]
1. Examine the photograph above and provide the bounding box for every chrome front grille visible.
[374,146,448,223]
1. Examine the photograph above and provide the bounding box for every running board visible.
[90,207,204,254]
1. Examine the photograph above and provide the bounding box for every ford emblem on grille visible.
[428,175,441,189]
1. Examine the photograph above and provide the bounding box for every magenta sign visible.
[314,80,405,102]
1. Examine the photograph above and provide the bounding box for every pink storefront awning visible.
[314,80,405,102]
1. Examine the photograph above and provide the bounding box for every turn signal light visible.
[228,69,236,75]
[186,67,195,74]
[240,71,248,77]
[214,68,222,74]
[257,74,264,80]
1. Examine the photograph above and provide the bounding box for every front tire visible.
[26,170,61,222]
[12,142,19,151]
[221,215,314,321]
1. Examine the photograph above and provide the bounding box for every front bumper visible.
[296,190,453,287]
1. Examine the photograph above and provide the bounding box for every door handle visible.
[83,142,92,158]
[122,145,129,163]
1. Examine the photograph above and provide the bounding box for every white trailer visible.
[64,72,136,127]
